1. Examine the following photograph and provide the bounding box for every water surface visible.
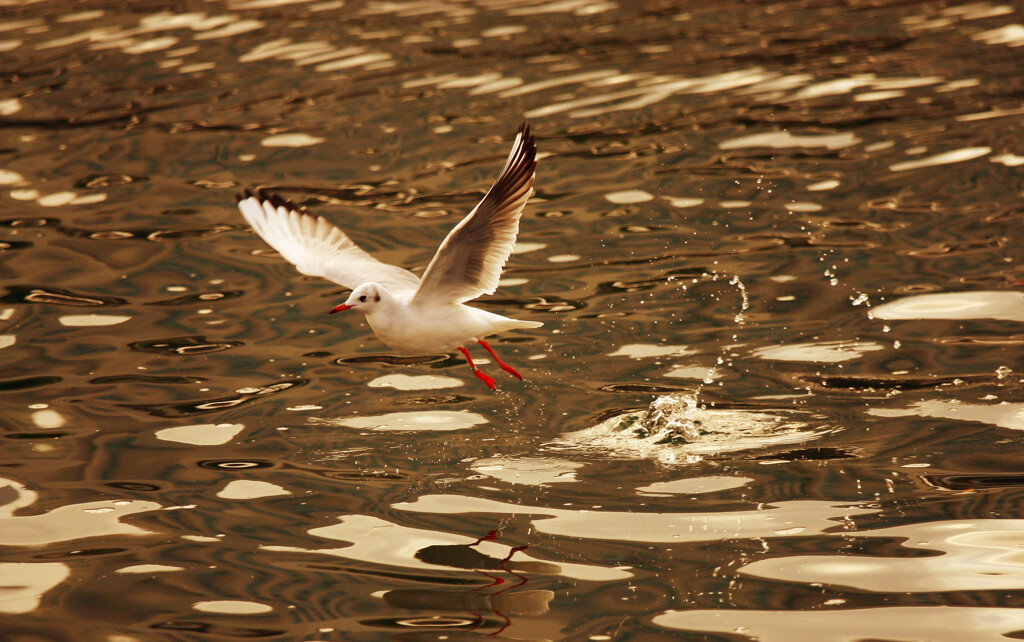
[2,0,1024,639]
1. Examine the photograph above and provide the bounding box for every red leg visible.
[469,529,501,547]
[459,346,496,390]
[477,340,524,380]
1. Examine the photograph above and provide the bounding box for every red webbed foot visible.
[474,369,497,390]
[497,362,524,380]
[477,340,524,380]
[459,346,498,390]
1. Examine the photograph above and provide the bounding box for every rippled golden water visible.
[3,1,1024,639]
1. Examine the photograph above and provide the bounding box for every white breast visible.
[364,302,528,355]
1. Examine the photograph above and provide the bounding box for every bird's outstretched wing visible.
[411,123,537,305]
[236,188,421,295]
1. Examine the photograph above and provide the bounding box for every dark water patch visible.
[0,375,63,392]
[314,470,409,483]
[335,354,446,366]
[0,286,125,307]
[145,225,234,243]
[128,336,244,356]
[599,383,694,393]
[90,375,206,385]
[752,447,857,462]
[600,271,709,293]
[150,622,285,637]
[798,373,993,392]
[906,239,1006,257]
[249,184,408,209]
[144,291,243,307]
[4,432,69,440]
[934,335,1024,345]
[189,179,237,190]
[61,226,234,242]
[82,230,137,240]
[0,95,222,129]
[490,336,534,345]
[652,163,788,178]
[515,296,584,312]
[291,561,483,586]
[121,380,305,418]
[817,218,910,232]
[734,232,876,249]
[34,547,126,559]
[416,543,541,574]
[197,460,276,471]
[391,394,473,406]
[105,482,162,492]
[384,588,551,618]
[0,217,59,228]
[560,142,669,160]
[866,197,943,214]
[75,174,145,189]
[619,224,671,234]
[721,149,852,162]
[923,474,1024,491]
[359,615,482,631]
[985,205,1024,222]
[247,248,283,260]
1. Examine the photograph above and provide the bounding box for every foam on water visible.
[553,393,831,465]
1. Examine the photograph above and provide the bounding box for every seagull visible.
[236,123,542,390]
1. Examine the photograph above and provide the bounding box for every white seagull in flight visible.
[236,123,542,389]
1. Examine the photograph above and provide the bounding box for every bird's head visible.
[329,282,386,315]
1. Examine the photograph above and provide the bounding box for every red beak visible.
[328,303,351,315]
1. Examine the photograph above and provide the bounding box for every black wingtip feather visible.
[235,187,256,204]
[517,121,535,159]
[235,187,307,213]
[501,122,537,196]
[407,121,540,304]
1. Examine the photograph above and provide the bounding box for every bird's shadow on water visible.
[333,353,447,366]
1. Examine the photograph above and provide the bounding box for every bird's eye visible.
[359,295,367,302]
[374,295,380,302]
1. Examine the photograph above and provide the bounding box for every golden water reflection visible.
[653,606,1024,641]
[3,0,1024,636]
[396,495,877,543]
[740,520,1024,592]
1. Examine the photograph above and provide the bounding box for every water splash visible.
[627,393,702,444]
[553,393,831,465]
[665,271,750,386]
[669,272,750,324]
